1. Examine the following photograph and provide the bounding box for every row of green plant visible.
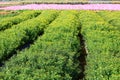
[97,11,120,30]
[0,10,81,80]
[0,10,41,31]
[79,10,120,80]
[0,11,20,21]
[0,10,59,63]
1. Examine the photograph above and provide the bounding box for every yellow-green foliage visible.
[0,10,59,62]
[79,10,120,80]
[0,10,81,80]
[0,10,120,80]
[0,10,41,31]
[97,11,120,30]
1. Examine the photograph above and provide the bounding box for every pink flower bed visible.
[0,4,120,10]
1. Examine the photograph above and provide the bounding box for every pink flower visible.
[0,4,120,10]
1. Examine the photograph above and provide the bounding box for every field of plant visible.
[0,10,120,80]
[1,4,120,10]
[0,0,120,5]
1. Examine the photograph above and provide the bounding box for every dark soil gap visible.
[18,31,43,51]
[78,32,87,80]
[0,14,60,67]
[0,31,43,67]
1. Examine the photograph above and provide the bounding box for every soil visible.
[78,33,87,80]
[0,11,10,15]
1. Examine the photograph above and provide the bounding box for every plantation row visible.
[0,11,19,21]
[97,11,120,30]
[0,10,120,80]
[79,11,120,80]
[0,10,81,80]
[0,10,59,62]
[0,10,41,31]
